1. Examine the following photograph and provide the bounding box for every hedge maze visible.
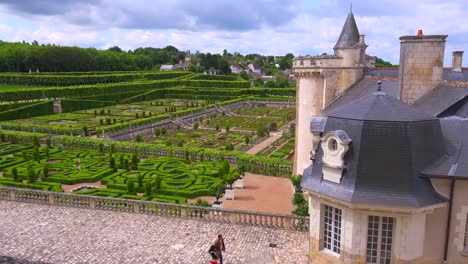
[0,142,231,204]
[0,70,296,206]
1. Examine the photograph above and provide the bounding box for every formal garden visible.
[0,140,241,205]
[0,99,208,135]
[149,129,258,151]
[0,70,307,216]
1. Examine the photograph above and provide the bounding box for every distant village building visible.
[260,75,275,83]
[204,68,220,75]
[247,63,263,76]
[230,64,244,74]
[160,65,174,71]
[293,8,468,264]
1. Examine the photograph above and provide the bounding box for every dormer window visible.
[321,130,351,183]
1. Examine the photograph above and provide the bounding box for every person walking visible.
[214,234,225,264]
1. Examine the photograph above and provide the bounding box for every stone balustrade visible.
[0,187,309,232]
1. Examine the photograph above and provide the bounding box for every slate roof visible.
[334,10,360,49]
[422,118,468,179]
[325,90,434,122]
[324,77,399,112]
[302,92,448,208]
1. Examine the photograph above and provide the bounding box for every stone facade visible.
[306,191,451,264]
[398,34,447,104]
[452,51,464,72]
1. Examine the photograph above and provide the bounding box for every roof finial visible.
[350,2,352,13]
[377,80,382,92]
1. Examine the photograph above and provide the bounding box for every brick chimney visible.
[452,51,463,72]
[398,32,447,104]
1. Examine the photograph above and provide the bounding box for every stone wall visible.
[398,35,447,104]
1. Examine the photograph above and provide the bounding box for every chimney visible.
[452,51,463,72]
[359,35,365,44]
[398,32,448,104]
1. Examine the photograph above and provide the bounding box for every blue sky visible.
[0,0,466,65]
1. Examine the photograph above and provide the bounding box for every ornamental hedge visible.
[50,135,292,177]
[0,71,190,86]
[0,100,54,121]
[61,99,115,112]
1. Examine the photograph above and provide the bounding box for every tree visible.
[127,179,135,194]
[154,128,161,137]
[265,80,276,88]
[27,166,36,183]
[239,71,249,80]
[153,175,162,194]
[215,124,220,131]
[131,154,139,170]
[244,136,250,144]
[225,143,235,151]
[130,174,141,189]
[193,122,199,129]
[209,184,225,203]
[220,160,230,178]
[42,166,49,178]
[224,171,239,189]
[82,126,89,137]
[161,127,167,135]
[135,134,143,143]
[109,157,116,172]
[257,126,268,137]
[269,122,278,131]
[144,182,152,196]
[11,168,18,181]
[225,125,230,132]
[32,147,40,162]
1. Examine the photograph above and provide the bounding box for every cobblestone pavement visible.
[0,201,309,264]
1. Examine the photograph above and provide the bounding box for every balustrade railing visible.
[0,187,309,232]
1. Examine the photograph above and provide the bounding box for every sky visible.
[0,0,466,65]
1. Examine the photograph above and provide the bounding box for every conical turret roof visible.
[334,9,360,49]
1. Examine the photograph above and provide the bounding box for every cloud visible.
[0,0,466,65]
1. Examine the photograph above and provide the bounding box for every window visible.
[328,138,338,152]
[323,204,342,254]
[464,215,468,252]
[366,216,395,264]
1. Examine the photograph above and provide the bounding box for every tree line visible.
[0,40,296,74]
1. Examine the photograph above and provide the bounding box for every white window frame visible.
[366,215,395,264]
[322,204,342,255]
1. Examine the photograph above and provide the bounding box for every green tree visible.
[127,179,135,194]
[153,175,162,194]
[225,143,235,151]
[109,157,116,172]
[137,174,144,190]
[239,71,249,80]
[131,154,139,170]
[135,134,143,143]
[27,166,36,183]
[161,127,167,135]
[12,167,18,181]
[244,136,250,144]
[193,122,199,129]
[154,128,161,136]
[209,184,225,203]
[144,182,152,196]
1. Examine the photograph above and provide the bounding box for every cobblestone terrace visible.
[0,201,309,264]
